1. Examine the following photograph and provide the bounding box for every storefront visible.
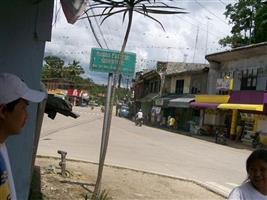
[139,93,159,124]
[217,90,267,144]
[167,96,195,131]
[190,95,230,129]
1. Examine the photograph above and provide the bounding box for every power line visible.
[175,15,225,40]
[85,11,103,48]
[194,0,229,25]
[218,0,227,6]
[182,14,229,37]
[87,1,109,49]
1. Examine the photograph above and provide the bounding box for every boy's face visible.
[1,99,29,136]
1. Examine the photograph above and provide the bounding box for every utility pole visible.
[167,47,171,62]
[204,17,211,63]
[183,54,188,63]
[193,26,199,63]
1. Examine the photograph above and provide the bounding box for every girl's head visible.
[246,149,267,194]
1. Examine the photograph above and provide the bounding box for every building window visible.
[154,80,159,93]
[191,87,199,94]
[240,68,257,90]
[175,80,184,94]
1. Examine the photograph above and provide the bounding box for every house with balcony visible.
[132,69,161,123]
[153,61,209,131]
[193,42,267,144]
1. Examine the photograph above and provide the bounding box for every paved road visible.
[37,107,252,197]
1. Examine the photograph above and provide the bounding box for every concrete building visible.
[194,42,267,143]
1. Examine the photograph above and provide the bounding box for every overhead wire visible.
[88,2,110,49]
[193,0,229,25]
[85,11,103,48]
[218,0,227,6]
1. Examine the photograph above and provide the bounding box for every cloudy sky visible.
[45,0,236,84]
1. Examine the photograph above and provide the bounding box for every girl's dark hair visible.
[4,98,21,112]
[246,149,267,172]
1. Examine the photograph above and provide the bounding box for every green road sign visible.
[90,48,136,77]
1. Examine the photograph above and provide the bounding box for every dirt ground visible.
[30,156,226,200]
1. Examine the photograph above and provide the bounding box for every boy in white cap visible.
[0,73,45,199]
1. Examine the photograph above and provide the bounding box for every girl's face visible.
[248,159,267,193]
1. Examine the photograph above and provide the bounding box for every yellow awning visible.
[194,95,230,103]
[218,103,263,111]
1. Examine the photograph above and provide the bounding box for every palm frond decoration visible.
[79,1,187,200]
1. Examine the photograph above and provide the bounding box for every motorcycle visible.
[251,131,262,149]
[215,127,227,145]
[135,117,143,127]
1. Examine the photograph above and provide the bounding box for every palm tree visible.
[80,1,187,199]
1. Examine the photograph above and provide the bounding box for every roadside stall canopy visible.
[190,95,230,109]
[139,93,159,102]
[168,97,194,108]
[217,91,267,113]
[190,102,219,109]
[218,103,263,111]
[154,94,182,107]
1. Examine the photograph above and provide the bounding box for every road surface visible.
[37,106,252,196]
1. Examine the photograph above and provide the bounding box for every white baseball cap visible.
[0,73,46,105]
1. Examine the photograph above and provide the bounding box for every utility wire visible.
[85,11,103,48]
[194,0,228,25]
[218,0,227,6]
[175,15,225,40]
[88,2,110,49]
[182,14,229,37]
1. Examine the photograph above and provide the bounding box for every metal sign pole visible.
[92,72,113,199]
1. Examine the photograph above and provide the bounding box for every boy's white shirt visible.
[0,143,17,200]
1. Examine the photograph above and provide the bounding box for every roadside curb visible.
[36,155,228,198]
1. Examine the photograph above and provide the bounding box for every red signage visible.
[67,89,81,97]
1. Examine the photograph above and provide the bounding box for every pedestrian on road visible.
[168,116,175,129]
[228,149,267,200]
[136,109,143,119]
[0,73,45,199]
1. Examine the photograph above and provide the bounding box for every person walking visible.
[228,149,267,200]
[0,73,45,199]
[135,109,143,126]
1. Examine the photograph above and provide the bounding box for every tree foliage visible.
[254,4,267,43]
[42,56,93,89]
[42,56,65,78]
[219,0,267,47]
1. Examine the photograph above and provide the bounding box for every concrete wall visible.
[0,1,54,199]
[207,54,267,93]
[207,62,221,94]
[170,75,190,93]
[190,73,208,94]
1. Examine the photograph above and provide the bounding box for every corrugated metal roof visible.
[164,62,209,75]
[206,42,267,62]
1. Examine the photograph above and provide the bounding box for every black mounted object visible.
[45,94,80,119]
